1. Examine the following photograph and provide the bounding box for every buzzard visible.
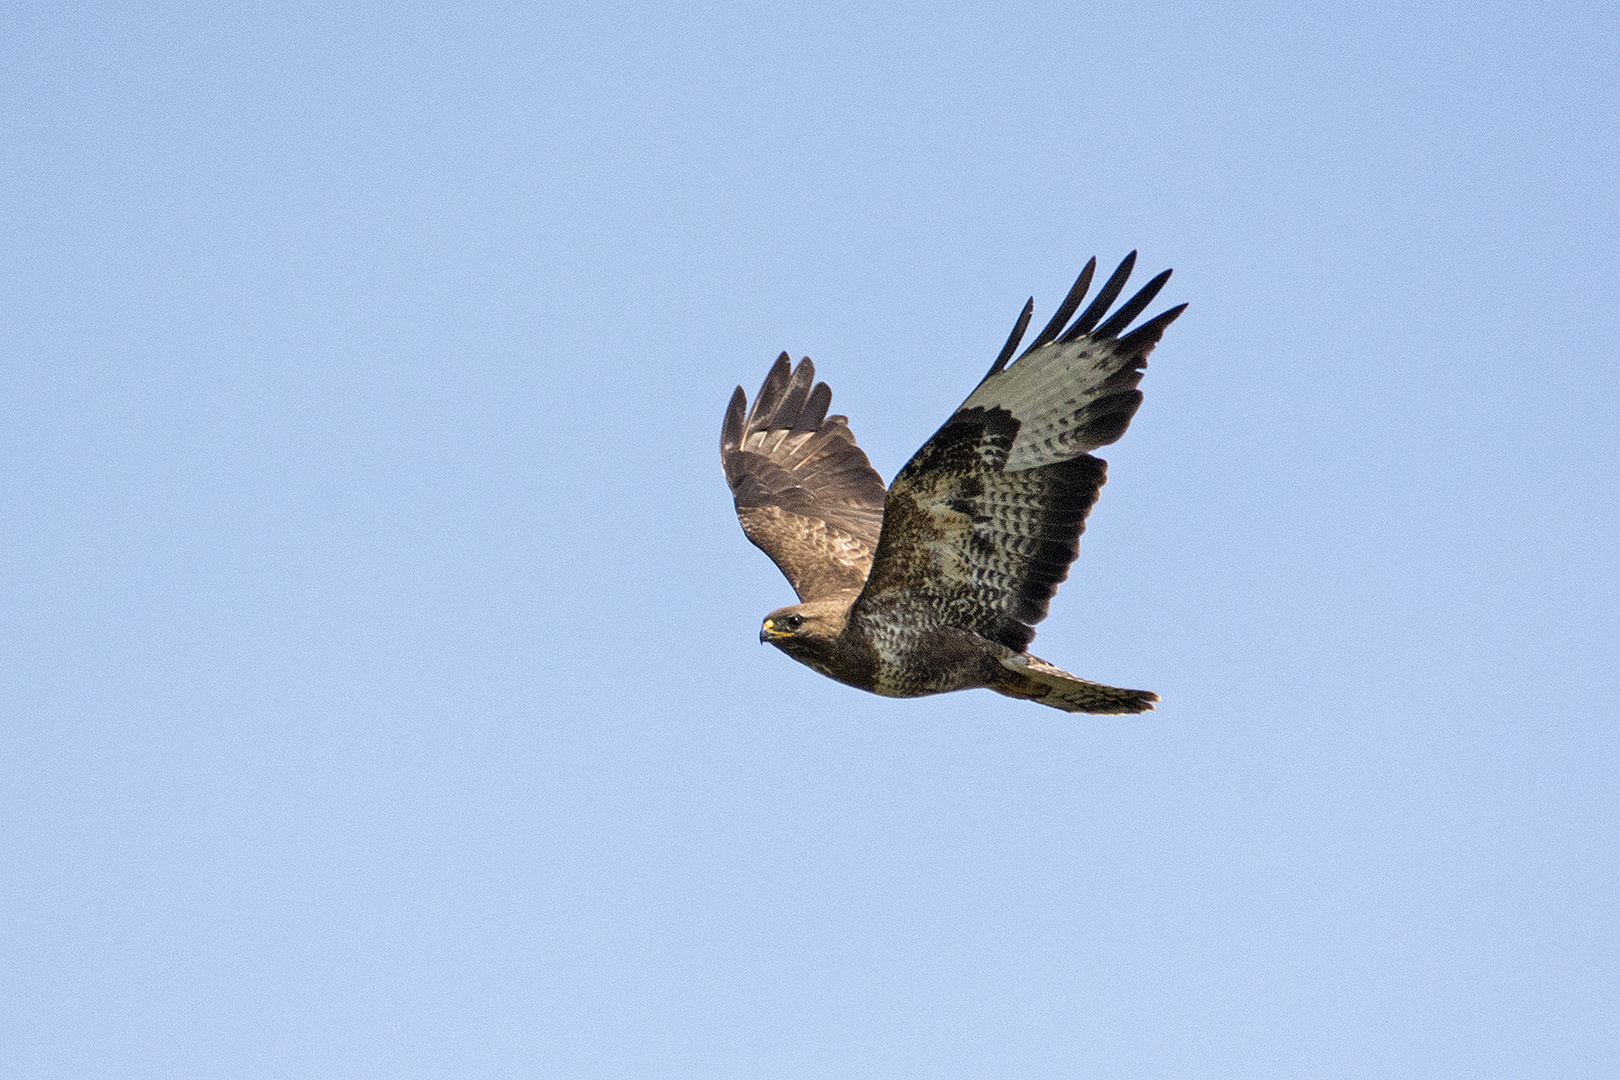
[720,253,1183,714]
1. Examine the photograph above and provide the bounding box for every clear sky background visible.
[3,2,1617,1077]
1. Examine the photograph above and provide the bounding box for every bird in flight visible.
[720,253,1183,713]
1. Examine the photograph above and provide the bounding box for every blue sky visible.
[3,2,1617,1076]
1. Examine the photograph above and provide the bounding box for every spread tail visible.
[994,654,1159,715]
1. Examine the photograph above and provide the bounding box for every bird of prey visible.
[720,253,1183,714]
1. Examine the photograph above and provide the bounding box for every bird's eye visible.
[784,615,805,631]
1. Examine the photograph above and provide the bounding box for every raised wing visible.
[851,253,1185,652]
[721,353,888,601]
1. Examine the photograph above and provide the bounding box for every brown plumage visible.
[720,253,1184,714]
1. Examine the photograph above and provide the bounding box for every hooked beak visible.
[760,618,787,643]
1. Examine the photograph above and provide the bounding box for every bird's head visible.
[759,597,850,666]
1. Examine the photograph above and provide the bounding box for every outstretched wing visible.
[721,353,888,601]
[851,253,1186,652]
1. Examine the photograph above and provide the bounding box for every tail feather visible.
[993,654,1158,715]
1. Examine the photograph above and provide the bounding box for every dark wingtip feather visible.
[1115,302,1188,351]
[771,359,817,430]
[746,353,794,428]
[774,383,809,430]
[794,381,833,433]
[1019,257,1096,360]
[1093,267,1173,340]
[1063,251,1138,340]
[721,386,747,452]
[982,298,1034,384]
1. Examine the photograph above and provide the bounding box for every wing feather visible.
[721,354,888,601]
[851,256,1183,651]
[1019,258,1096,359]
